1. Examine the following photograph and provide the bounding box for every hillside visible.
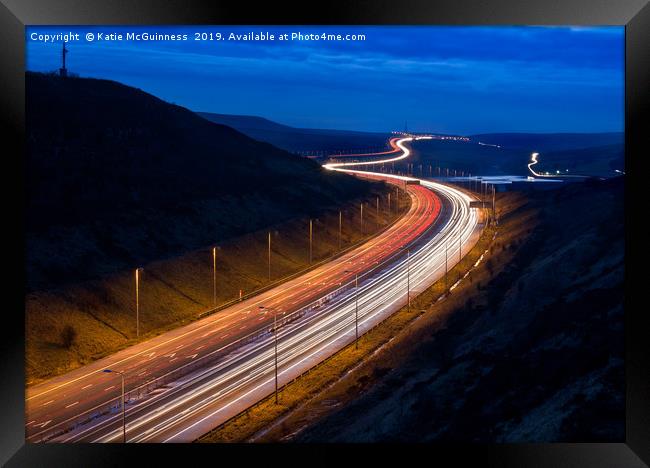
[197,112,390,154]
[195,112,296,133]
[402,135,624,178]
[534,144,624,177]
[407,139,528,176]
[26,72,385,292]
[470,132,624,152]
[292,177,624,442]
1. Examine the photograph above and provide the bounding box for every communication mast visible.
[59,41,68,77]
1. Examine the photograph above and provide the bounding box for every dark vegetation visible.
[59,325,77,349]
[26,72,386,292]
[295,177,624,442]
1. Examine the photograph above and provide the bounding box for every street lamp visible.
[135,268,143,338]
[103,369,126,443]
[395,187,399,212]
[388,193,391,217]
[406,249,411,312]
[492,184,497,224]
[259,306,279,403]
[267,232,271,281]
[309,219,313,264]
[360,202,364,235]
[376,196,379,227]
[212,247,217,308]
[399,247,411,312]
[445,242,448,290]
[344,270,359,349]
[338,210,342,250]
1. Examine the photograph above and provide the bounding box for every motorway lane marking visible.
[26,172,429,406]
[161,301,373,442]
[104,386,115,391]
[81,384,93,390]
[34,420,52,428]
[152,167,466,440]
[34,225,436,440]
[42,400,54,406]
[65,401,79,408]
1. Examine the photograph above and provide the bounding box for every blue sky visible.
[26,26,624,134]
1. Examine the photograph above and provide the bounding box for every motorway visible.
[26,137,482,443]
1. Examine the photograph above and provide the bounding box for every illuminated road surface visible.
[528,152,543,177]
[528,151,587,179]
[26,137,481,443]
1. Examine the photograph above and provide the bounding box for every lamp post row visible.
[112,173,478,443]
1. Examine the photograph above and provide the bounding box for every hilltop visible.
[26,72,386,291]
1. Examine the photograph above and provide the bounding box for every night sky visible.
[26,26,624,135]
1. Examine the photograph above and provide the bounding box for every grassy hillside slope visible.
[293,177,624,442]
[26,190,408,384]
[26,72,386,292]
[25,72,400,383]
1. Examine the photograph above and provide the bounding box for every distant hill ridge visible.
[197,111,391,153]
[198,112,624,156]
[197,112,295,133]
[471,132,624,152]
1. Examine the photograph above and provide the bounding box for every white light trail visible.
[42,136,482,443]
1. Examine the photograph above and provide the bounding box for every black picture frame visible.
[1,0,647,466]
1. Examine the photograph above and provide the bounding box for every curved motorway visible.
[26,137,481,443]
